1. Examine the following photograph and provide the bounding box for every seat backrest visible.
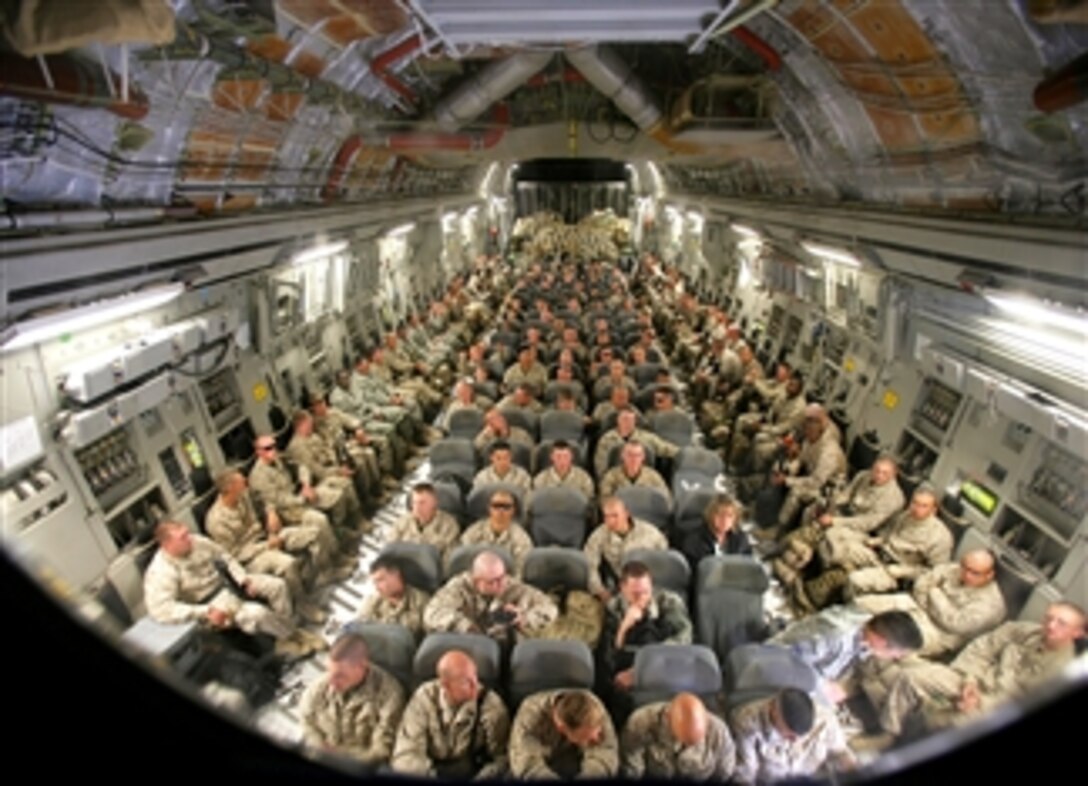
[649,411,694,448]
[446,543,514,579]
[431,438,479,481]
[622,548,691,600]
[378,543,443,593]
[413,632,502,689]
[674,447,723,479]
[510,441,533,473]
[539,410,587,444]
[432,479,466,527]
[529,488,590,548]
[341,622,418,690]
[106,542,158,620]
[522,547,590,592]
[509,640,595,708]
[631,363,663,388]
[499,408,539,441]
[616,486,673,531]
[447,409,484,440]
[466,483,527,524]
[724,643,818,711]
[673,487,716,532]
[695,555,769,595]
[630,644,722,708]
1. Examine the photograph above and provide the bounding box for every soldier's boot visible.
[803,567,849,610]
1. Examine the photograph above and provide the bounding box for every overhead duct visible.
[434,50,554,131]
[563,45,701,153]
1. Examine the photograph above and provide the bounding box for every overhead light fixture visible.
[442,212,458,224]
[292,240,348,266]
[801,240,861,268]
[1,283,184,353]
[386,222,416,238]
[985,292,1088,335]
[731,223,761,239]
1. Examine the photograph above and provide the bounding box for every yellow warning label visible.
[253,383,269,403]
[882,390,899,410]
[843,357,856,373]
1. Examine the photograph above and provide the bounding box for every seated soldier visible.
[769,609,924,739]
[386,482,461,564]
[729,370,806,476]
[533,439,595,498]
[310,393,393,498]
[594,408,679,479]
[756,405,847,539]
[592,358,638,402]
[730,688,856,785]
[503,344,548,396]
[590,385,642,430]
[391,649,510,779]
[509,690,620,779]
[459,488,534,576]
[584,496,668,603]
[599,561,692,711]
[621,693,736,780]
[474,409,534,453]
[680,494,753,571]
[496,382,546,415]
[144,521,324,658]
[709,359,789,449]
[299,633,406,767]
[355,555,431,640]
[205,469,334,622]
[599,441,672,503]
[248,435,358,552]
[772,456,904,584]
[441,378,485,431]
[472,440,532,497]
[423,551,558,646]
[285,410,365,532]
[802,487,954,611]
[883,601,1086,735]
[853,549,1007,658]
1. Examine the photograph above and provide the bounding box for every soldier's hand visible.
[594,588,613,604]
[268,534,284,550]
[503,604,524,629]
[771,471,786,486]
[818,513,834,527]
[266,510,282,534]
[823,680,848,704]
[301,484,317,503]
[957,682,981,714]
[613,669,635,691]
[339,466,353,477]
[243,579,259,598]
[207,608,232,628]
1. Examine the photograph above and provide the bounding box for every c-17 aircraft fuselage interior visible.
[0,1,1085,783]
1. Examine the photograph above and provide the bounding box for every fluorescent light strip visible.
[731,223,761,239]
[292,240,348,266]
[386,222,417,237]
[801,240,861,268]
[1,284,184,353]
[985,293,1088,336]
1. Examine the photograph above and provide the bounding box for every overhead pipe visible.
[433,50,553,131]
[563,45,701,153]
[0,53,149,120]
[369,32,426,105]
[730,26,782,72]
[3,206,195,232]
[1033,51,1088,113]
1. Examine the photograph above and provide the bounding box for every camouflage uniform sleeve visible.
[709,715,738,780]
[370,668,407,763]
[515,583,559,634]
[580,708,619,777]
[584,528,607,597]
[390,686,437,776]
[619,706,653,777]
[205,503,266,564]
[509,697,559,779]
[729,706,763,786]
[423,578,479,634]
[143,556,209,624]
[477,690,512,779]
[658,591,694,644]
[299,679,332,750]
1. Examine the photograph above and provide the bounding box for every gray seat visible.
[522,547,590,592]
[674,447,723,483]
[623,548,691,601]
[695,556,769,662]
[724,643,819,712]
[539,410,587,444]
[447,408,484,440]
[378,543,443,593]
[630,644,722,708]
[499,408,539,441]
[632,363,663,388]
[432,478,467,527]
[413,632,502,689]
[650,411,695,448]
[431,438,479,486]
[341,622,417,690]
[446,543,514,579]
[673,487,716,541]
[529,487,589,548]
[616,486,673,532]
[466,483,527,524]
[544,381,588,411]
[510,441,533,473]
[509,640,595,707]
